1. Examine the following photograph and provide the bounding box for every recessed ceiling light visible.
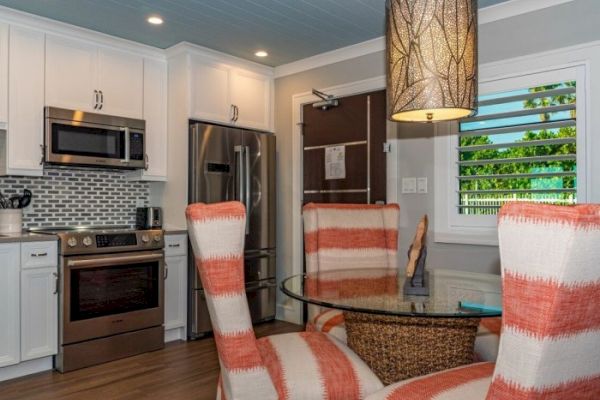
[147,16,163,25]
[254,50,268,58]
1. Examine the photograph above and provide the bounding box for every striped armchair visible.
[365,203,600,399]
[186,202,383,400]
[303,203,400,342]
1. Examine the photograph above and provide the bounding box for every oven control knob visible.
[141,234,150,243]
[153,234,162,243]
[82,236,93,247]
[67,237,77,248]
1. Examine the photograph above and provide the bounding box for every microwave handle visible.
[121,127,130,164]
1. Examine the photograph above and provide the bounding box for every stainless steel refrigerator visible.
[188,121,276,339]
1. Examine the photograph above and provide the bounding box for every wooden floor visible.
[0,321,302,400]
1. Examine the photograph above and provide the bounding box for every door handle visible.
[67,253,163,268]
[234,105,239,121]
[99,90,104,110]
[230,104,236,122]
[53,272,59,295]
[94,90,99,109]
[120,127,130,164]
[144,153,149,171]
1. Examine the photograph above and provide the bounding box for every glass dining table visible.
[281,268,502,384]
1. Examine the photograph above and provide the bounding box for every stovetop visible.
[30,225,164,256]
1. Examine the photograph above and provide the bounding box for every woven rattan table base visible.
[344,312,480,385]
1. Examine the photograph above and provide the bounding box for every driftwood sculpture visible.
[404,215,429,296]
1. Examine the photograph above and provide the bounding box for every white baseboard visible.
[276,303,303,326]
[0,356,53,382]
[165,326,187,343]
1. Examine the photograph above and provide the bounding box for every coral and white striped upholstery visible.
[364,203,600,399]
[474,317,501,362]
[303,203,400,341]
[364,362,495,400]
[488,203,600,398]
[187,201,383,400]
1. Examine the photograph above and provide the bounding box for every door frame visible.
[280,75,399,324]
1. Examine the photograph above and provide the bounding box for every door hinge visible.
[383,142,392,153]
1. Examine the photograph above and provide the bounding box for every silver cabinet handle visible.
[53,272,59,295]
[168,243,181,248]
[39,144,45,165]
[94,90,99,109]
[120,127,130,164]
[234,105,239,121]
[230,104,236,122]
[164,266,169,280]
[99,90,104,110]
[31,252,48,257]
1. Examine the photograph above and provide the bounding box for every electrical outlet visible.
[402,177,417,194]
[417,177,428,194]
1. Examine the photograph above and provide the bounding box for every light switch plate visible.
[417,177,428,194]
[402,177,417,194]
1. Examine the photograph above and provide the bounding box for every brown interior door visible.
[302,90,387,204]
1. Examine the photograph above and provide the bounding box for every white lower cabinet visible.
[0,241,58,380]
[0,244,20,368]
[21,267,58,361]
[164,234,187,342]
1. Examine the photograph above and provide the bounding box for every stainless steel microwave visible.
[44,107,146,169]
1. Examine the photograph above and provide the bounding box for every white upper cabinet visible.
[46,36,98,112]
[45,35,143,119]
[230,68,271,131]
[97,47,143,118]
[127,57,167,181]
[190,56,231,124]
[7,25,45,176]
[188,55,273,131]
[0,22,8,126]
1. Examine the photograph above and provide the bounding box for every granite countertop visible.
[0,232,58,243]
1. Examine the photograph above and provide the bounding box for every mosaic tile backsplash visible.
[0,168,150,229]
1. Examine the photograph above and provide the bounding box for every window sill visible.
[433,230,499,247]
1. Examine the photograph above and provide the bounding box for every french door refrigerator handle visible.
[234,145,244,203]
[244,145,251,235]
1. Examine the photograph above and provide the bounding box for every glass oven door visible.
[62,251,164,344]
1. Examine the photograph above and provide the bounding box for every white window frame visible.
[434,62,588,246]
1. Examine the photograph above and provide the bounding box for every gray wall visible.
[274,0,600,289]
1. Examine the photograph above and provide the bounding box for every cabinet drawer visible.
[21,241,58,269]
[165,234,187,257]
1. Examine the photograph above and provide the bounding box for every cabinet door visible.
[97,47,143,118]
[140,58,167,180]
[7,26,45,176]
[0,244,20,367]
[0,22,8,125]
[45,35,98,112]
[21,266,58,361]
[230,69,272,131]
[189,55,231,124]
[164,255,187,331]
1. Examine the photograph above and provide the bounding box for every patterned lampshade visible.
[386,0,478,122]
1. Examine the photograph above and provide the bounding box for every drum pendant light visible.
[386,0,478,122]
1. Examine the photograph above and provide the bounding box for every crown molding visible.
[165,42,274,76]
[478,0,574,25]
[0,5,164,59]
[275,0,576,79]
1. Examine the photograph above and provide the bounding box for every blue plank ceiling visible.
[0,0,510,66]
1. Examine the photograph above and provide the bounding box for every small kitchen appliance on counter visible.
[136,207,162,229]
[31,225,165,372]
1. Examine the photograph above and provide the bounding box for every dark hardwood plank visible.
[0,321,303,400]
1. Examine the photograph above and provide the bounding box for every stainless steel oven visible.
[32,226,165,372]
[44,107,146,169]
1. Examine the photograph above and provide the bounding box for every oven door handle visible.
[67,253,163,268]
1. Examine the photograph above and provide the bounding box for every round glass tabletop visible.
[281,268,502,318]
